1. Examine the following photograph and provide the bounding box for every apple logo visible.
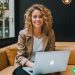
[49,60,54,66]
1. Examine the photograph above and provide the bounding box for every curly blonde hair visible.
[24,4,53,36]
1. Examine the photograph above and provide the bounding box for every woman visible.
[13,4,58,75]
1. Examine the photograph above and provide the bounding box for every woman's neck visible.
[33,28,42,38]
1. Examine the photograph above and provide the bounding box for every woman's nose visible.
[36,17,40,20]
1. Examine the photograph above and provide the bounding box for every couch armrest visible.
[0,50,9,71]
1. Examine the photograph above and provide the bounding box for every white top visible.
[30,36,43,61]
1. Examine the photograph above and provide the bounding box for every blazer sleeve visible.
[14,30,27,67]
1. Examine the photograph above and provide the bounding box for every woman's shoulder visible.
[19,28,28,36]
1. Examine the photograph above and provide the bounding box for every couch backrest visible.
[55,42,75,65]
[7,42,75,65]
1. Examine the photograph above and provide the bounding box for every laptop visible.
[22,50,70,75]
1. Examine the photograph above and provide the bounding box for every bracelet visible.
[24,60,29,65]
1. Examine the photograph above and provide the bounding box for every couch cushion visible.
[0,51,9,71]
[0,66,15,75]
[61,65,75,75]
[6,46,17,66]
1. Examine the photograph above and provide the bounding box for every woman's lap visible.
[13,66,30,75]
[13,66,61,75]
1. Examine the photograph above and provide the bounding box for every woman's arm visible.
[15,29,34,67]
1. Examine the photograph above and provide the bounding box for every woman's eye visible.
[34,15,37,18]
[33,15,43,18]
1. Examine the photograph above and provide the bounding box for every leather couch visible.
[0,42,75,75]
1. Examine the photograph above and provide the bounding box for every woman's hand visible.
[18,56,34,68]
[25,61,34,68]
[19,56,28,66]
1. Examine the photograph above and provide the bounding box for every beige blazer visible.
[14,28,55,68]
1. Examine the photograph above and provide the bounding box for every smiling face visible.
[31,9,43,29]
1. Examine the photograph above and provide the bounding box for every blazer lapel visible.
[25,28,33,52]
[26,36,33,52]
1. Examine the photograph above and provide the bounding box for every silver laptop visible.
[23,50,70,75]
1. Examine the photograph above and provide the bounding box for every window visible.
[0,0,15,39]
